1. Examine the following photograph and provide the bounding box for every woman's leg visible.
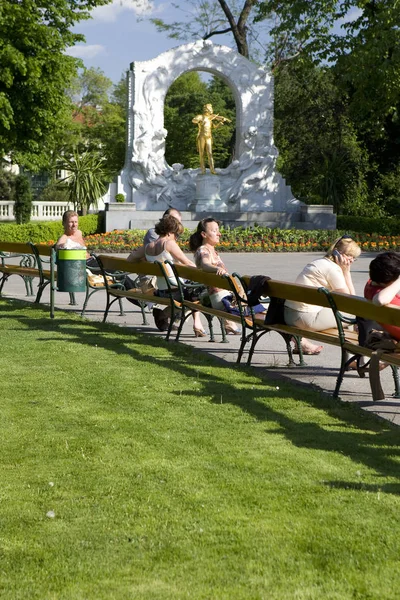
[284,306,336,353]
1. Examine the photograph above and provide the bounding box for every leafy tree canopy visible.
[65,70,127,179]
[256,1,400,130]
[0,0,111,164]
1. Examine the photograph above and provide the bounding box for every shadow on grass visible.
[2,299,400,494]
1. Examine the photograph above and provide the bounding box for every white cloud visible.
[66,44,106,59]
[91,0,157,23]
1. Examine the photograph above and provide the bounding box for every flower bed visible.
[81,227,400,254]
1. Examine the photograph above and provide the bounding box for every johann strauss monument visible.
[105,40,335,231]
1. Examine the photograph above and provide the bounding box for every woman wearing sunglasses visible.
[284,235,361,354]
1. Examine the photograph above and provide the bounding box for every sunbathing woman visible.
[56,210,98,268]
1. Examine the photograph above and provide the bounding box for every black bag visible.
[153,307,170,331]
[264,297,286,326]
[247,275,271,306]
[356,316,384,346]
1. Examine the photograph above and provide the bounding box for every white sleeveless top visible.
[145,244,176,290]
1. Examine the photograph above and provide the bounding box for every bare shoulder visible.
[56,234,67,248]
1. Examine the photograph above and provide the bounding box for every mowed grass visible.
[0,300,399,600]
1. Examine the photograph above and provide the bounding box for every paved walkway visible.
[3,251,400,426]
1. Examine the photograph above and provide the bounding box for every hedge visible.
[336,215,400,235]
[0,214,101,244]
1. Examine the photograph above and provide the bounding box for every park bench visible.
[236,275,400,399]
[96,256,238,343]
[95,255,188,340]
[168,262,269,350]
[0,241,40,297]
[0,243,126,319]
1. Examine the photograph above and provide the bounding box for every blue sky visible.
[67,1,197,84]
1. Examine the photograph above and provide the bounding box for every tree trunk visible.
[217,0,257,59]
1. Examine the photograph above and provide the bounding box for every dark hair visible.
[189,217,220,252]
[163,207,181,218]
[369,251,400,285]
[154,214,183,237]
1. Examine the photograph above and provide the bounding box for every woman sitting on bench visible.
[365,251,400,340]
[189,218,240,335]
[284,235,361,354]
[145,214,206,337]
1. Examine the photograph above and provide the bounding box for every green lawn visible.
[1,299,399,599]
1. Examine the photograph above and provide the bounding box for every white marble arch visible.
[117,39,298,213]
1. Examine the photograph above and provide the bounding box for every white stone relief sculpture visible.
[117,40,298,212]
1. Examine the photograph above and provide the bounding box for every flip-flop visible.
[292,345,323,356]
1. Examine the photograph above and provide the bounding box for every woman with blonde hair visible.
[284,234,361,354]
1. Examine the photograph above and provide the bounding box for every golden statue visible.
[192,103,231,174]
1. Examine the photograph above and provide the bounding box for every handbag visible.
[264,297,286,325]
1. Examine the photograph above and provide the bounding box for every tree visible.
[0,164,17,202]
[256,1,400,127]
[82,74,127,178]
[274,60,371,215]
[13,174,33,224]
[151,0,259,58]
[56,150,108,215]
[0,0,112,166]
[62,70,127,179]
[70,67,113,110]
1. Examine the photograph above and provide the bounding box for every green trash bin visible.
[57,248,87,292]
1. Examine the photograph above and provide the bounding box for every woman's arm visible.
[196,247,228,276]
[372,276,400,306]
[332,254,356,295]
[166,240,196,267]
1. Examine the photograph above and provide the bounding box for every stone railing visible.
[1,201,76,221]
[0,196,109,221]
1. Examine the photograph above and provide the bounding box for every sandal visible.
[293,345,323,356]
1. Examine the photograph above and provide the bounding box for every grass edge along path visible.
[1,299,400,600]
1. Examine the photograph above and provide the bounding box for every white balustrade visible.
[1,201,79,221]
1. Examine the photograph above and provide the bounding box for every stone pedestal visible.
[192,173,227,212]
[105,201,137,231]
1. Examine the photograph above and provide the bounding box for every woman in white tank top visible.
[145,215,206,336]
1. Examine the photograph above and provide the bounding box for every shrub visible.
[337,215,400,235]
[114,193,125,203]
[13,175,33,224]
[0,214,101,243]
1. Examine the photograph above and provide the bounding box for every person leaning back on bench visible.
[284,234,362,355]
